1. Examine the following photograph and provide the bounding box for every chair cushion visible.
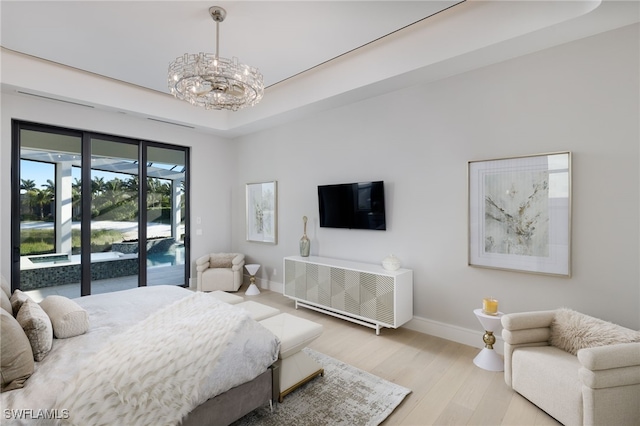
[550,308,640,355]
[16,300,53,362]
[259,313,322,359]
[39,295,89,339]
[1,309,34,391]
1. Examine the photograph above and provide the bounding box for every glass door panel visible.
[19,129,82,301]
[146,146,186,286]
[89,138,140,294]
[13,122,189,297]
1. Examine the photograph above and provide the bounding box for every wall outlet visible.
[196,229,203,235]
[273,268,277,276]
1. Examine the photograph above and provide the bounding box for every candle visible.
[483,297,498,315]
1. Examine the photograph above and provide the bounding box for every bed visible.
[1,285,281,425]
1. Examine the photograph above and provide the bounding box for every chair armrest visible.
[232,254,245,265]
[196,254,210,266]
[501,310,556,331]
[578,343,640,389]
[501,310,555,345]
[196,263,210,273]
[578,342,640,371]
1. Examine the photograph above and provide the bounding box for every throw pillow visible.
[16,300,53,362]
[1,290,11,316]
[1,309,34,392]
[549,308,640,355]
[1,274,10,299]
[10,289,34,317]
[209,253,235,268]
[39,295,89,339]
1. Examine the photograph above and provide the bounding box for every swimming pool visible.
[21,243,185,290]
[147,245,185,267]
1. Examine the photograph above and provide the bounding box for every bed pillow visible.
[1,309,34,391]
[39,295,89,339]
[1,290,11,316]
[549,308,640,355]
[1,274,10,299]
[16,299,53,362]
[10,290,34,317]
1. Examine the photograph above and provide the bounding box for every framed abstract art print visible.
[246,181,277,244]
[468,152,571,276]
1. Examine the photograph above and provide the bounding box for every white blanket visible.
[1,286,280,426]
[57,292,244,426]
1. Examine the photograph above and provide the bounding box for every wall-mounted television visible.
[318,181,386,230]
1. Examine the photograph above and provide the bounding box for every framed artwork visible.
[246,181,277,244]
[468,152,571,276]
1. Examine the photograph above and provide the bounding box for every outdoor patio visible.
[24,264,186,302]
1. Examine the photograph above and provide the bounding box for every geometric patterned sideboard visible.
[283,256,413,335]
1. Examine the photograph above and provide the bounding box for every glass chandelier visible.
[168,6,264,111]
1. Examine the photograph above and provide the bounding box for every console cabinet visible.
[283,256,413,335]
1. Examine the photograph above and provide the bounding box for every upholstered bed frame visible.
[183,365,279,426]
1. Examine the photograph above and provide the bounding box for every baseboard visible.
[403,315,504,355]
[245,279,503,355]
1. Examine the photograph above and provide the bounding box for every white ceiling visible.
[1,1,639,137]
[1,1,462,92]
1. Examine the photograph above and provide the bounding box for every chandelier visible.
[168,6,264,111]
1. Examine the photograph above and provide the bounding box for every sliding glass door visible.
[145,146,186,287]
[11,121,189,299]
[17,126,83,299]
[89,137,141,294]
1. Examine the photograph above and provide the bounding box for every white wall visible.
[0,91,236,285]
[1,22,637,350]
[232,24,640,337]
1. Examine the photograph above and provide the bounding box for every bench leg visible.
[278,350,324,402]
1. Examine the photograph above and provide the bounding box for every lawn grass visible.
[20,227,125,255]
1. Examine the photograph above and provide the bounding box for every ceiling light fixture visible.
[168,6,264,111]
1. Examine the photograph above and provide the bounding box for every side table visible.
[473,308,504,372]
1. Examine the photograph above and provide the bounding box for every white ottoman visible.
[259,313,324,402]
[209,290,243,305]
[235,301,281,321]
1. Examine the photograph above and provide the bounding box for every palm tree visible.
[20,178,36,192]
[72,178,82,220]
[20,179,37,217]
[33,187,54,220]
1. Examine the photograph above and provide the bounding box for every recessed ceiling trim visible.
[146,118,195,129]
[267,0,467,89]
[16,90,95,109]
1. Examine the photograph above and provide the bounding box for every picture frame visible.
[468,152,571,276]
[246,181,277,244]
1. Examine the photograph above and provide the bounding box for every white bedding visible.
[1,286,280,425]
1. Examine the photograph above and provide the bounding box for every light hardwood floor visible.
[245,287,561,426]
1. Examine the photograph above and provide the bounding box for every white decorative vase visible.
[382,254,401,271]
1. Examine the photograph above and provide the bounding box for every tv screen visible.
[318,181,386,230]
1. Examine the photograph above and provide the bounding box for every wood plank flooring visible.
[246,288,561,426]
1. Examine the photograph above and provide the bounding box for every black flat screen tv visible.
[318,181,386,230]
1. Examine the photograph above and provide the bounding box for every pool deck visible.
[24,264,186,302]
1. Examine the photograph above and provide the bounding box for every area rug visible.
[231,348,411,426]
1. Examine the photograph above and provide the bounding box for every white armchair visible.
[502,309,640,426]
[195,253,245,292]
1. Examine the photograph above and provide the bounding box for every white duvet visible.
[1,286,280,426]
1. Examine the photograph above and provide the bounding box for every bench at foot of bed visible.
[259,313,324,402]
